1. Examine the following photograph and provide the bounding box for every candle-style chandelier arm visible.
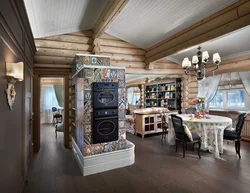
[204,65,219,75]
[181,47,221,81]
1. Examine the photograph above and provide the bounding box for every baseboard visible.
[71,137,84,174]
[71,137,135,176]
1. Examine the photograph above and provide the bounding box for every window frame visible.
[209,89,250,111]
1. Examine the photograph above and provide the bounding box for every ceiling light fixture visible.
[182,46,221,81]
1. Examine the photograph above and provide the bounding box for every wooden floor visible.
[23,124,250,193]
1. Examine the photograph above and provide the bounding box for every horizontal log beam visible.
[34,56,73,64]
[100,52,145,62]
[93,0,129,38]
[146,0,250,63]
[151,62,183,69]
[69,30,93,37]
[35,40,93,51]
[36,48,91,57]
[126,68,184,75]
[93,38,138,48]
[93,45,146,56]
[40,35,93,44]
[207,59,250,74]
[110,60,145,68]
[34,64,71,68]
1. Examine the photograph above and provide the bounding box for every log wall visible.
[93,33,146,70]
[181,75,198,112]
[34,30,93,68]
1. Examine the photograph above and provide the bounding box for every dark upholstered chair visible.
[223,113,247,159]
[171,114,201,158]
[161,113,169,141]
[185,108,196,114]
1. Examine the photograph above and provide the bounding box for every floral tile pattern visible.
[72,55,129,157]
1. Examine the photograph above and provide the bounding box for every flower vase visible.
[196,103,205,117]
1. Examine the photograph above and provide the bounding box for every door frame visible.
[33,68,70,152]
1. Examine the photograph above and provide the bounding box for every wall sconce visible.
[5,62,24,110]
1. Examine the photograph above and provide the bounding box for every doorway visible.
[33,68,70,153]
[40,77,64,145]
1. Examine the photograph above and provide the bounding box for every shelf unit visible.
[144,78,182,112]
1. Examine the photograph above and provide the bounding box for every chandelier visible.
[182,46,221,80]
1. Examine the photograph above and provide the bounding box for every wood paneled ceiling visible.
[24,0,109,38]
[106,0,238,49]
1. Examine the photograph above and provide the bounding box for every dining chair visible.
[52,107,61,124]
[161,112,169,141]
[223,113,248,159]
[55,114,63,138]
[171,114,201,158]
[185,108,196,114]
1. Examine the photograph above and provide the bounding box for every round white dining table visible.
[168,114,232,158]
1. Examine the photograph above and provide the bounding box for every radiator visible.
[242,120,250,137]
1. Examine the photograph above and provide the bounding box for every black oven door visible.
[93,82,118,109]
[93,116,118,144]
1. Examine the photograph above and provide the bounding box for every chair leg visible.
[185,142,188,151]
[235,141,238,154]
[183,142,185,158]
[238,141,241,159]
[175,139,178,152]
[197,141,201,159]
[193,143,195,152]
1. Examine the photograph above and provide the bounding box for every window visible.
[209,89,250,110]
[209,91,224,109]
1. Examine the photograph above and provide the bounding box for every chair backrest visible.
[236,113,248,134]
[185,108,196,114]
[171,114,184,140]
[55,114,63,123]
[52,107,58,112]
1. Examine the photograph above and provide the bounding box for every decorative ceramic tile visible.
[93,144,103,154]
[110,69,118,79]
[110,141,118,151]
[102,143,110,152]
[117,69,125,80]
[119,129,126,140]
[84,124,91,134]
[84,90,91,101]
[118,139,127,150]
[119,101,126,109]
[102,68,111,79]
[119,120,126,129]
[84,134,91,145]
[84,68,94,79]
[84,145,93,156]
[118,80,125,88]
[119,109,125,119]
[72,55,127,157]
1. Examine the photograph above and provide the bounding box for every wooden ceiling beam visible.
[145,0,250,64]
[92,0,129,39]
[146,62,182,70]
[126,68,184,75]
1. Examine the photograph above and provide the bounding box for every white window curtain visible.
[127,87,140,105]
[198,75,221,107]
[127,87,135,105]
[239,71,250,97]
[40,85,59,124]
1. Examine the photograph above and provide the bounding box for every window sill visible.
[209,109,250,114]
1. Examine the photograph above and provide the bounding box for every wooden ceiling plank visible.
[93,0,129,38]
[145,0,250,64]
